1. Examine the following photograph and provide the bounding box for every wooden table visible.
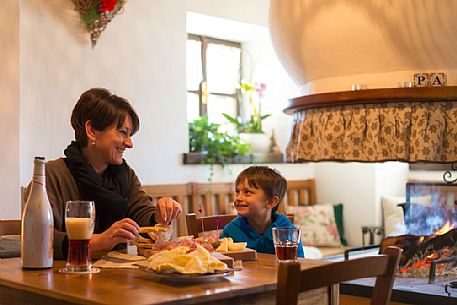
[0,254,331,305]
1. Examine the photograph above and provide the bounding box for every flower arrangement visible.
[223,80,271,134]
[73,0,126,47]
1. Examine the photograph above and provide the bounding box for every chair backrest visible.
[276,246,402,305]
[191,180,317,214]
[191,182,235,216]
[185,213,237,237]
[280,179,317,213]
[286,214,294,224]
[0,220,21,236]
[186,213,294,237]
[142,183,193,237]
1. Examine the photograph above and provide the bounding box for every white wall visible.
[313,162,414,246]
[1,0,20,219]
[1,0,312,219]
[187,0,269,26]
[374,162,410,214]
[314,162,376,246]
[409,170,448,181]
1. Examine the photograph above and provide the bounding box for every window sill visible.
[182,153,285,164]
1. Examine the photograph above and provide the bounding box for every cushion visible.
[333,203,348,246]
[381,195,431,237]
[288,204,342,247]
[302,246,323,259]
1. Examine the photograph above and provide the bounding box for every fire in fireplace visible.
[381,223,457,280]
[380,182,457,282]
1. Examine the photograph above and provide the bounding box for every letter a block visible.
[429,73,447,86]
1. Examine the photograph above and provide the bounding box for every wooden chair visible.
[142,183,193,237]
[0,220,21,236]
[186,213,294,237]
[185,213,237,237]
[276,246,402,305]
[280,179,317,213]
[191,182,235,216]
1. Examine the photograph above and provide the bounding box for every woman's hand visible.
[155,197,182,224]
[90,218,139,252]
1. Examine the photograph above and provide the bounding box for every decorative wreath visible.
[73,0,126,47]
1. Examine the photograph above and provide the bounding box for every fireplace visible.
[340,181,457,304]
[380,226,457,283]
[380,182,457,282]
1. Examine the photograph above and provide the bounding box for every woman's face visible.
[93,115,133,166]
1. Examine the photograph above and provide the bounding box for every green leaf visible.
[81,8,99,26]
[188,116,252,168]
[222,113,241,126]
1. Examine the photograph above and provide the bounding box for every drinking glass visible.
[63,200,95,272]
[272,227,301,262]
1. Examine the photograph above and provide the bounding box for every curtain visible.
[286,101,457,163]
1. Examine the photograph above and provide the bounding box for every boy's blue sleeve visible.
[220,220,237,239]
[219,228,229,238]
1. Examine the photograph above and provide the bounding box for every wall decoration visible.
[414,73,447,87]
[72,0,126,47]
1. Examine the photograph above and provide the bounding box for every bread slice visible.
[138,225,170,234]
[139,224,172,241]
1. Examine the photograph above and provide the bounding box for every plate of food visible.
[140,268,231,283]
[135,227,256,262]
[137,245,233,283]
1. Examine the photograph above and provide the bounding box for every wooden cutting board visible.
[217,248,257,261]
[210,253,234,268]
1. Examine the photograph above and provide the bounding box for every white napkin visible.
[93,251,147,269]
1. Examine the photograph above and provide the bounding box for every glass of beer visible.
[64,200,95,272]
[272,227,301,262]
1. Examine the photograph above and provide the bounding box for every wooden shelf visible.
[182,153,285,165]
[284,86,457,114]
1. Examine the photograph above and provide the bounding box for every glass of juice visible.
[272,227,301,262]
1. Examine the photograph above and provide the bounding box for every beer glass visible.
[272,227,301,262]
[63,200,95,272]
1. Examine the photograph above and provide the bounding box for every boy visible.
[220,166,304,257]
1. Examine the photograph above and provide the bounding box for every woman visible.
[45,88,182,258]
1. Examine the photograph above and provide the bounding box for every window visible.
[186,34,242,124]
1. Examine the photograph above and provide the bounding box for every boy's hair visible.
[235,166,287,213]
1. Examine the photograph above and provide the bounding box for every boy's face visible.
[234,179,277,218]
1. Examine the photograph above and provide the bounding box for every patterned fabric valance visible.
[286,101,457,163]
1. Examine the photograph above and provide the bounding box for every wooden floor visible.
[341,295,407,305]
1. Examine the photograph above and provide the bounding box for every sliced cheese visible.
[216,237,247,252]
[147,245,227,274]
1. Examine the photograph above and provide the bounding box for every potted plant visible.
[223,80,271,152]
[188,116,252,181]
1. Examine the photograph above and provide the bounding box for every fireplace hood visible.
[269,0,457,164]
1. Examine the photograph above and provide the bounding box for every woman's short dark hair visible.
[71,88,140,147]
[235,166,287,213]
